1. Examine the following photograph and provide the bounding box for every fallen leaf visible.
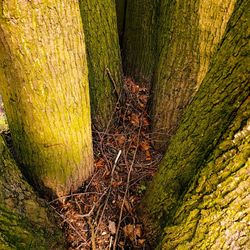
[124,197,132,214]
[138,239,146,245]
[95,158,105,169]
[134,224,142,238]
[140,141,150,151]
[108,220,116,235]
[131,84,140,93]
[117,135,126,145]
[146,150,152,161]
[143,117,150,126]
[123,224,134,241]
[130,113,140,126]
[139,95,148,104]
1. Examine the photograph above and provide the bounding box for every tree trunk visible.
[0,95,7,131]
[0,0,93,197]
[151,0,237,150]
[122,0,158,84]
[79,0,123,130]
[141,0,250,240]
[115,0,127,44]
[0,135,65,249]
[159,97,250,250]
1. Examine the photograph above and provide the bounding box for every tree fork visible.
[0,134,65,249]
[141,0,250,240]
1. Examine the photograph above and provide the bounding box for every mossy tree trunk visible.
[0,0,93,197]
[115,0,127,45]
[79,0,123,130]
[141,0,250,240]
[151,0,237,150]
[0,135,65,249]
[122,0,158,84]
[160,97,250,250]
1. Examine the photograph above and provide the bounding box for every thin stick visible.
[95,150,122,234]
[105,67,120,98]
[50,205,87,244]
[113,123,142,250]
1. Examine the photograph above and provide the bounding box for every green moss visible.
[0,1,93,197]
[142,0,250,240]
[0,135,65,249]
[160,98,250,249]
[79,0,122,129]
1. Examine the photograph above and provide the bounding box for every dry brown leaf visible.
[146,150,152,161]
[108,220,116,235]
[95,158,105,169]
[117,135,126,145]
[140,141,150,151]
[139,95,148,103]
[138,239,146,245]
[123,224,134,241]
[130,113,140,126]
[124,197,132,214]
[131,84,140,93]
[111,180,123,187]
[134,224,142,238]
[143,117,150,126]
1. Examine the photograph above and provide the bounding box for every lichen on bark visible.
[0,134,65,249]
[0,0,93,197]
[142,0,250,240]
[151,0,238,151]
[79,0,123,130]
[160,97,250,250]
[122,0,158,84]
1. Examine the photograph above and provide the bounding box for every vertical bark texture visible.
[79,0,122,130]
[0,0,93,197]
[160,97,250,250]
[122,0,158,84]
[142,0,250,239]
[0,135,65,249]
[151,0,237,150]
[115,0,126,44]
[0,95,7,131]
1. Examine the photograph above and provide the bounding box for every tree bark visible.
[160,97,250,250]
[115,0,126,44]
[141,0,250,240]
[0,0,93,197]
[79,0,123,130]
[122,0,158,84]
[0,96,7,131]
[0,135,65,249]
[151,0,237,150]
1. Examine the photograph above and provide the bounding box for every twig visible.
[50,205,87,244]
[49,192,102,204]
[113,122,143,250]
[87,217,96,250]
[105,67,120,98]
[95,150,122,234]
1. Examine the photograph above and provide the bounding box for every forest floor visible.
[50,78,162,250]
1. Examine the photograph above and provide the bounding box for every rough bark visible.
[142,0,250,239]
[0,0,93,197]
[122,0,158,84]
[151,0,237,150]
[0,96,7,131]
[0,135,65,249]
[115,0,126,44]
[79,0,123,130]
[160,97,250,250]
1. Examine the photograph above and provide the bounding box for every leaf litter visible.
[50,78,162,249]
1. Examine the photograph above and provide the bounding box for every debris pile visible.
[50,78,161,249]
